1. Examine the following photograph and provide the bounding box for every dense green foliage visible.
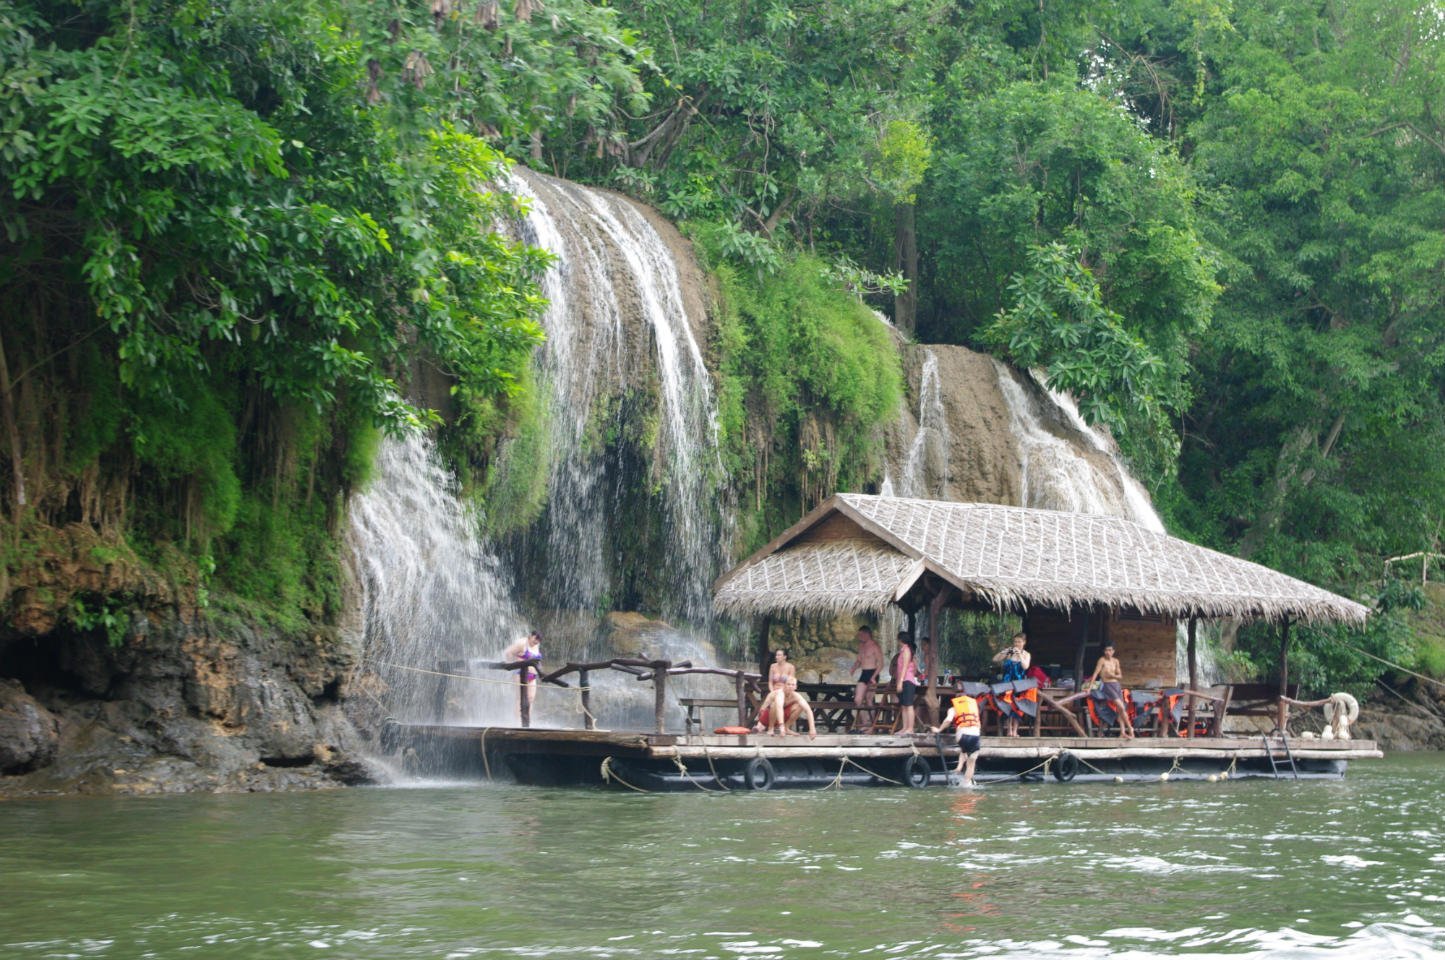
[0,0,647,628]
[698,228,903,551]
[3,0,1443,696]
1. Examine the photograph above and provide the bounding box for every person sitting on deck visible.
[931,684,983,787]
[1087,643,1135,739]
[755,649,798,735]
[752,675,816,738]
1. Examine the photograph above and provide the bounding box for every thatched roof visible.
[713,494,1370,626]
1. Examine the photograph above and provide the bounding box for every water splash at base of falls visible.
[348,432,524,727]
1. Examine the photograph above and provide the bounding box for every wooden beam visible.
[1277,618,1292,733]
[1186,617,1198,736]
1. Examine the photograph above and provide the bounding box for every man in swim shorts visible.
[851,626,883,733]
[1087,643,1134,738]
[752,674,816,738]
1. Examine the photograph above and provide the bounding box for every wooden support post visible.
[735,672,748,726]
[757,616,771,679]
[1186,617,1199,737]
[519,668,531,728]
[1277,619,1291,733]
[1072,607,1092,688]
[653,663,668,733]
[579,668,594,731]
[432,659,454,723]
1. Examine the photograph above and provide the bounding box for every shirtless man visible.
[759,648,797,734]
[850,626,883,733]
[752,675,817,738]
[1088,643,1134,738]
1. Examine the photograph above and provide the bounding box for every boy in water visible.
[932,683,983,786]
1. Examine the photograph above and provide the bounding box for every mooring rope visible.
[671,756,724,792]
[1341,643,1445,691]
[479,726,492,781]
[599,756,651,793]
[701,745,731,791]
[840,756,906,786]
[973,755,1052,785]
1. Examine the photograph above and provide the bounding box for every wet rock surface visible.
[1356,680,1445,751]
[0,613,382,798]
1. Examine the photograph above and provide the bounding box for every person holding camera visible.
[991,632,1031,737]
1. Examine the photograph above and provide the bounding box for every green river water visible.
[3,753,1443,959]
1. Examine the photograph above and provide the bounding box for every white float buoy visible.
[1113,775,1124,784]
[1159,772,1171,782]
[1207,774,1219,783]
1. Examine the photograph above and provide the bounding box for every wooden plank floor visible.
[400,724,1382,763]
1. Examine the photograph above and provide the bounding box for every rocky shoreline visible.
[0,611,383,798]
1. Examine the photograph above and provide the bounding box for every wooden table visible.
[794,682,899,733]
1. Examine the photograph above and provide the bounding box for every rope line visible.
[701,745,731,791]
[366,659,593,691]
[599,757,650,793]
[672,756,724,792]
[479,726,492,781]
[1340,643,1445,691]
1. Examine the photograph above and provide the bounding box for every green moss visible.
[477,366,552,536]
[692,225,903,553]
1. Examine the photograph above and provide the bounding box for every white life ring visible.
[1322,692,1359,739]
[1322,692,1360,724]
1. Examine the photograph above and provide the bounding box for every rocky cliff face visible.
[0,610,378,797]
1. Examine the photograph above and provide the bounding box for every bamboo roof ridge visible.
[713,494,1370,626]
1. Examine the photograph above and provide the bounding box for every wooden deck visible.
[392,722,1383,790]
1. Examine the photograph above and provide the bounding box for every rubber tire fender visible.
[1053,750,1079,783]
[902,754,932,788]
[744,756,776,791]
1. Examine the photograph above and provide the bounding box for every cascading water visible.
[347,432,526,726]
[347,171,732,735]
[893,348,951,499]
[502,169,726,627]
[993,361,1220,682]
[992,360,1163,531]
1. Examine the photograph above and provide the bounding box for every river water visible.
[3,754,1442,959]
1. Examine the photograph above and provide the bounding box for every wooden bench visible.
[1224,682,1297,731]
[680,698,746,733]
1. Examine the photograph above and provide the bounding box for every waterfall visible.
[347,171,731,734]
[347,432,525,726]
[895,349,951,499]
[992,362,1221,683]
[503,169,726,626]
[993,360,1163,532]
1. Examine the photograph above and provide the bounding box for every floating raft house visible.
[397,494,1380,790]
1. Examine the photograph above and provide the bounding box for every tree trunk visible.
[0,328,26,511]
[893,203,918,335]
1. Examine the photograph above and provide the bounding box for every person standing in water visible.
[503,630,543,721]
[932,683,983,786]
[1088,643,1134,739]
[992,632,1031,737]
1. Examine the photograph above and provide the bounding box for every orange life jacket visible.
[950,695,981,730]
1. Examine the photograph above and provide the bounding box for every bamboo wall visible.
[1020,608,1178,687]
